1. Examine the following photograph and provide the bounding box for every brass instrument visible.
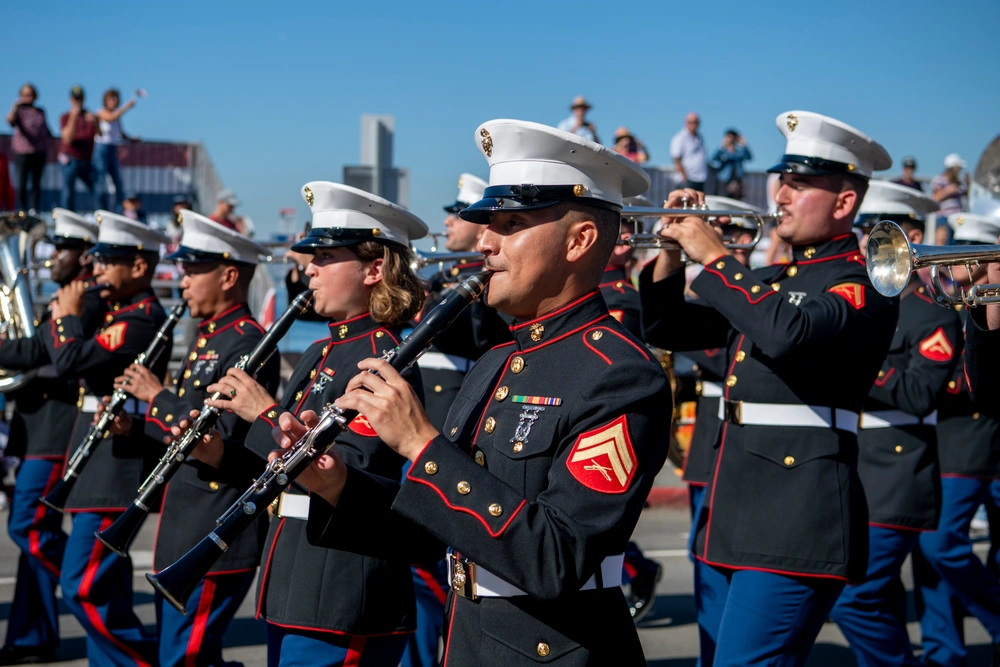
[0,211,47,392]
[618,202,778,251]
[866,220,1000,307]
[411,249,484,272]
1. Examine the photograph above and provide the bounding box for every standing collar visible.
[109,289,157,313]
[328,311,380,342]
[601,266,629,285]
[198,303,251,334]
[509,291,609,350]
[789,234,860,264]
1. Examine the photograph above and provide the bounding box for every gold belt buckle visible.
[449,553,478,600]
[723,400,743,424]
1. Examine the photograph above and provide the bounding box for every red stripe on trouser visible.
[29,462,64,578]
[414,566,448,605]
[79,516,153,667]
[185,577,217,667]
[441,599,458,667]
[624,559,638,579]
[344,635,366,667]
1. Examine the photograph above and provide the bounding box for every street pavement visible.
[0,505,995,665]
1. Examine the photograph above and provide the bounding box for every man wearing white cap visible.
[828,181,960,666]
[640,111,900,664]
[280,121,672,665]
[184,182,428,666]
[43,211,170,667]
[924,212,1000,667]
[104,211,282,667]
[0,209,105,665]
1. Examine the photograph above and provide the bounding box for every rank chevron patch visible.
[96,321,128,352]
[919,327,955,362]
[566,414,636,494]
[828,282,865,310]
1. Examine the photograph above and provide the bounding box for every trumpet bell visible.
[866,221,913,298]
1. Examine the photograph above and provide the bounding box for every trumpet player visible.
[920,212,1000,667]
[828,180,959,666]
[278,120,673,665]
[103,212,280,667]
[0,209,104,666]
[44,212,170,667]
[178,182,428,666]
[639,112,899,664]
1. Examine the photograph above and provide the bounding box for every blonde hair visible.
[350,241,425,326]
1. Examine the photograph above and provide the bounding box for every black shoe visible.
[0,645,56,666]
[628,559,662,622]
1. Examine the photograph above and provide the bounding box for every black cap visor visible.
[854,213,921,230]
[768,154,866,178]
[459,185,620,224]
[89,242,148,260]
[45,234,93,250]
[165,245,254,265]
[443,201,472,214]
[289,227,405,253]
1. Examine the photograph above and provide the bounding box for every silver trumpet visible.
[411,249,483,272]
[866,220,1000,307]
[618,200,778,251]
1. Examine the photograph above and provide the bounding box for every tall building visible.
[343,114,410,207]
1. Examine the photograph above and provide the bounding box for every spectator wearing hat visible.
[6,83,51,213]
[613,127,649,164]
[557,96,599,143]
[710,128,753,199]
[670,112,708,192]
[209,189,243,233]
[932,153,970,245]
[892,156,923,192]
[94,88,139,213]
[58,85,99,211]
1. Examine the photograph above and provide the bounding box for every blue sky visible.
[4,0,998,237]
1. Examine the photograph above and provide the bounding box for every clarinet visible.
[148,271,491,614]
[40,303,187,513]
[95,291,314,557]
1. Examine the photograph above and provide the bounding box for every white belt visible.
[699,381,724,398]
[81,395,149,416]
[718,400,859,435]
[276,492,310,520]
[447,551,623,598]
[860,410,938,429]
[417,352,475,373]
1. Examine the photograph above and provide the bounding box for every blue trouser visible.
[156,570,255,667]
[93,143,124,212]
[912,544,968,667]
[4,458,66,649]
[59,511,156,667]
[699,567,844,667]
[266,623,408,667]
[689,484,728,666]
[59,157,95,211]
[401,562,448,667]
[914,476,1000,666]
[829,526,921,666]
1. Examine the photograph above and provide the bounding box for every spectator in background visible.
[557,96,600,143]
[932,153,970,245]
[58,86,98,211]
[209,189,244,233]
[710,128,753,199]
[6,83,51,213]
[94,88,139,213]
[122,194,146,223]
[0,152,14,210]
[892,156,923,192]
[670,112,708,191]
[613,127,649,163]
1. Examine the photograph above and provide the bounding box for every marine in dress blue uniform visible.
[216,182,428,667]
[44,212,169,667]
[828,180,960,667]
[924,212,1000,666]
[0,209,105,665]
[296,120,672,665]
[116,211,282,667]
[640,111,899,666]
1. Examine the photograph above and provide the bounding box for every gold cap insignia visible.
[956,216,964,225]
[458,177,464,188]
[303,186,314,206]
[372,228,381,237]
[786,114,798,132]
[572,184,585,197]
[847,163,856,172]
[480,129,493,157]
[96,214,103,224]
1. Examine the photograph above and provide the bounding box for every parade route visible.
[0,506,995,666]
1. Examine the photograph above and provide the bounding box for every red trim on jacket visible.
[510,292,600,332]
[701,268,777,305]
